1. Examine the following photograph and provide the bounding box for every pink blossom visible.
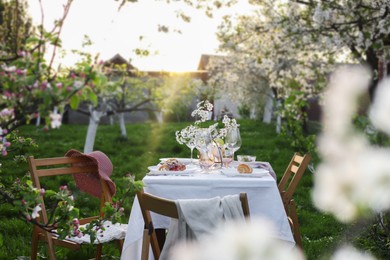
[18,51,26,57]
[16,69,26,76]
[66,86,72,92]
[2,150,7,156]
[59,185,68,191]
[4,91,12,98]
[41,82,48,90]
[4,142,10,147]
[40,188,45,195]
[74,229,83,237]
[56,82,63,89]
[73,218,79,225]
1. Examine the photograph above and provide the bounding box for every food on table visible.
[159,158,186,171]
[237,155,256,162]
[237,163,253,174]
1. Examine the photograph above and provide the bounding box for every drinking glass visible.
[195,128,214,172]
[225,126,242,161]
[185,138,196,165]
[222,148,234,167]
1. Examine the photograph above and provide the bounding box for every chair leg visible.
[95,244,103,260]
[141,229,150,260]
[31,227,40,260]
[289,200,303,249]
[43,231,57,260]
[117,239,124,252]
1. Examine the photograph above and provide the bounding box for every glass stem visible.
[190,147,194,164]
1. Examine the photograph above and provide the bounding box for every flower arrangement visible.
[176,100,237,143]
[175,100,238,166]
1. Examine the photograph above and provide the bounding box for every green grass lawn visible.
[0,120,346,259]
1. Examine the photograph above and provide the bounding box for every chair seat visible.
[64,221,128,244]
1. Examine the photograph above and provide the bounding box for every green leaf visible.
[26,37,40,44]
[70,95,80,110]
[88,91,98,106]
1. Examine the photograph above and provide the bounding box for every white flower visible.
[171,218,304,260]
[369,76,390,135]
[31,204,42,219]
[314,65,390,222]
[331,245,376,260]
[50,113,62,129]
[73,80,83,89]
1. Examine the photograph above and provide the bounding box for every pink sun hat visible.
[65,149,116,198]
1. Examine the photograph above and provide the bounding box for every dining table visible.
[120,160,295,260]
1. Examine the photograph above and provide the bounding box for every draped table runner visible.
[121,164,295,259]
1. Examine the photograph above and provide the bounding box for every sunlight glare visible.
[27,0,255,72]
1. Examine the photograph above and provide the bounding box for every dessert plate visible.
[148,165,198,175]
[221,168,269,177]
[159,158,198,165]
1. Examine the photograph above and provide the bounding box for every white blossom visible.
[171,218,305,260]
[369,77,390,135]
[313,65,390,222]
[31,204,42,219]
[331,245,376,260]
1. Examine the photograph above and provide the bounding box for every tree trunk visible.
[119,112,127,137]
[263,88,274,124]
[154,111,163,123]
[35,114,41,126]
[109,115,114,125]
[276,99,282,134]
[84,110,104,153]
[250,105,257,119]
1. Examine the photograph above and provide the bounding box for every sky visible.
[27,0,254,72]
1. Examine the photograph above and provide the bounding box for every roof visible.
[104,54,136,70]
[197,54,225,70]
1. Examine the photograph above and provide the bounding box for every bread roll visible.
[237,164,253,174]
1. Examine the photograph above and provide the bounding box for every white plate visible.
[148,165,198,175]
[221,168,269,177]
[231,161,266,168]
[159,158,198,165]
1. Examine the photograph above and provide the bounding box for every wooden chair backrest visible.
[137,190,250,260]
[28,155,113,260]
[277,153,311,208]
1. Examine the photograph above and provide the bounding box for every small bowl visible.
[237,155,256,162]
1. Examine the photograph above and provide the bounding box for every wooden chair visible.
[137,189,250,260]
[278,153,311,249]
[28,155,125,260]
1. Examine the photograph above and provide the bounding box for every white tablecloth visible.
[121,168,295,259]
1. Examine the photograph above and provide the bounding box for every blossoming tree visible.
[0,0,131,242]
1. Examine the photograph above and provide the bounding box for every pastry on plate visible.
[159,158,186,171]
[237,163,253,174]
